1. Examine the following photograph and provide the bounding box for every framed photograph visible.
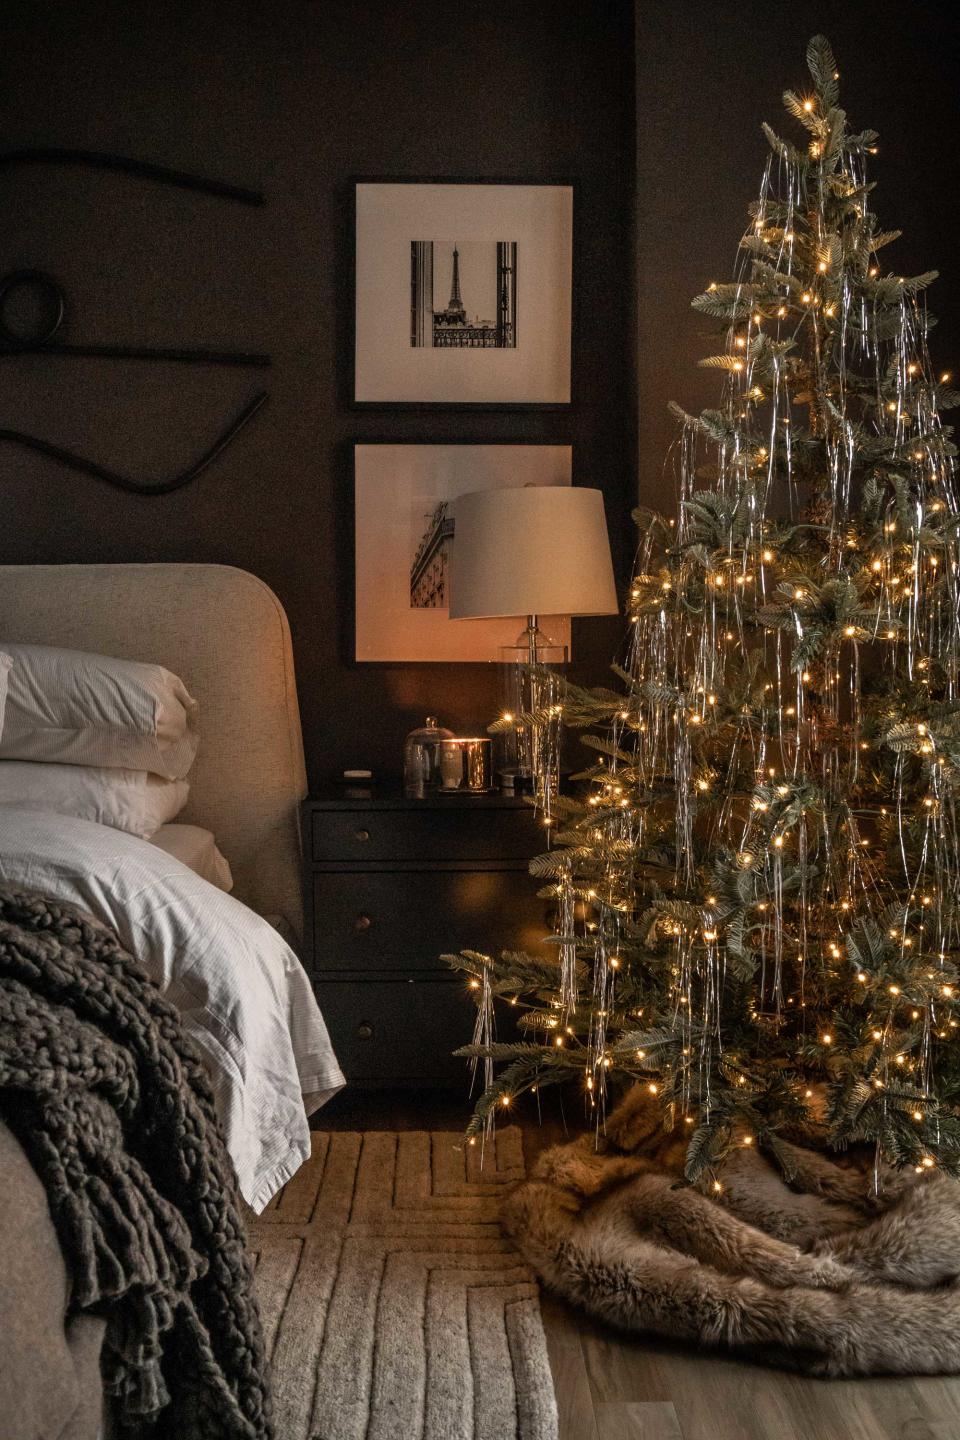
[355,442,573,662]
[354,181,573,406]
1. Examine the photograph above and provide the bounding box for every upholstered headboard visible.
[0,563,307,940]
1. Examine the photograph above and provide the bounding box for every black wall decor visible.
[0,147,265,205]
[0,149,271,369]
[0,391,268,497]
[0,269,65,346]
[0,0,636,785]
[0,145,271,491]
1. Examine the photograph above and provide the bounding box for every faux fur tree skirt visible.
[502,1087,960,1376]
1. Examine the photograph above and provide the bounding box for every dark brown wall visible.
[0,0,635,786]
[635,1,960,511]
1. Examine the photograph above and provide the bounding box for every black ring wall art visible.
[0,147,271,495]
[0,269,65,347]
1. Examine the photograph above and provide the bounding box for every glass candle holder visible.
[437,737,493,793]
[403,716,454,798]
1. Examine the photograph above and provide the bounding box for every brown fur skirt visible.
[503,1087,960,1375]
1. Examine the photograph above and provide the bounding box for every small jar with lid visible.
[403,716,454,798]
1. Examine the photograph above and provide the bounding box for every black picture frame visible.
[352,438,574,662]
[352,177,575,411]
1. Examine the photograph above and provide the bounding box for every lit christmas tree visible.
[446,35,960,1182]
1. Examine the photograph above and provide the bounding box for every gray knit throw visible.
[0,884,273,1439]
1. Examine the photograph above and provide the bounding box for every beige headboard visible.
[0,563,307,940]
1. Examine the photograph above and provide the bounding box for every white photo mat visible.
[355,183,573,404]
[355,443,573,662]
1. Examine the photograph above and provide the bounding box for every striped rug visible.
[247,1127,558,1440]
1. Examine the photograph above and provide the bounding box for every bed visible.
[0,562,344,1440]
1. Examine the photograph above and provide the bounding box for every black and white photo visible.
[410,241,517,349]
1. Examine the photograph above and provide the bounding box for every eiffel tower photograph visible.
[410,239,517,348]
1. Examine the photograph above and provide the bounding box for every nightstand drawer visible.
[310,807,538,864]
[314,976,476,1085]
[312,869,548,971]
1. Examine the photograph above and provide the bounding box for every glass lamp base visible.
[496,632,568,782]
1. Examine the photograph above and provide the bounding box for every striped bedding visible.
[0,804,345,1211]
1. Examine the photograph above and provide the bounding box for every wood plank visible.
[581,1322,805,1440]
[581,1321,674,1404]
[906,1376,960,1435]
[573,1319,960,1440]
[595,1401,683,1440]
[760,1370,960,1440]
[854,1377,940,1440]
[576,1307,955,1436]
[652,1349,802,1440]
[541,1295,599,1440]
[750,1373,878,1440]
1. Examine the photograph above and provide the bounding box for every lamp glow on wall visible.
[449,485,619,786]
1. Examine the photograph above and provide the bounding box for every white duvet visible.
[0,805,345,1211]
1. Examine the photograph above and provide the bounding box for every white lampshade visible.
[448,486,618,620]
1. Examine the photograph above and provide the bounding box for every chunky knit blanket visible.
[0,884,272,1438]
[504,1085,960,1376]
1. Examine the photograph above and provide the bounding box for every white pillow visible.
[149,823,233,892]
[0,761,189,838]
[0,642,199,780]
[0,652,10,738]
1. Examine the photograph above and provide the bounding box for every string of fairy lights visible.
[451,37,960,1181]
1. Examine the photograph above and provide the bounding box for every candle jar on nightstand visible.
[402,716,454,798]
[437,736,493,793]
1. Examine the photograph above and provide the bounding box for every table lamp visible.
[449,485,618,782]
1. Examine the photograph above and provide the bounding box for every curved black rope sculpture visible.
[0,148,264,205]
[0,341,271,367]
[0,148,271,491]
[0,390,267,497]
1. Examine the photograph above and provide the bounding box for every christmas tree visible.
[446,35,960,1183]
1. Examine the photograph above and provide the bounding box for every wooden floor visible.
[315,1088,960,1440]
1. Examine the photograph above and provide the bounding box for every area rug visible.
[504,1085,960,1377]
[246,1128,559,1440]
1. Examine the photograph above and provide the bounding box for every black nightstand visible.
[301,789,546,1087]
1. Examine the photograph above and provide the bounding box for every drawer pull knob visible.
[354,827,371,843]
[356,1021,374,1041]
[354,914,372,933]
